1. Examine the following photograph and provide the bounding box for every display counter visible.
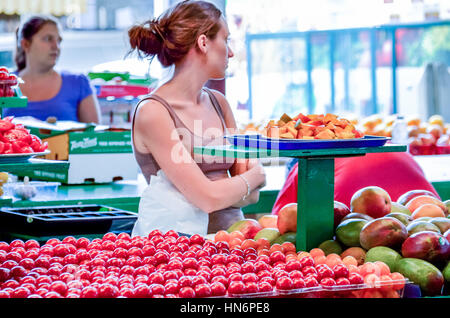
[5,154,450,215]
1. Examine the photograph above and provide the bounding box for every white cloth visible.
[131,170,209,237]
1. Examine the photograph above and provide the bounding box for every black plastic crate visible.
[0,204,137,236]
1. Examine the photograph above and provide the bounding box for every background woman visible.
[128,0,266,236]
[4,15,101,123]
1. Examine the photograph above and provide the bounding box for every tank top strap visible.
[203,87,228,131]
[132,93,184,131]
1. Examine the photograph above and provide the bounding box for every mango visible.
[273,232,296,245]
[365,246,402,272]
[253,228,280,244]
[396,258,444,296]
[318,239,343,256]
[336,219,368,247]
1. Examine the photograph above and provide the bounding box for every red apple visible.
[350,186,392,219]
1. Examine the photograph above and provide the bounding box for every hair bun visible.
[128,23,162,57]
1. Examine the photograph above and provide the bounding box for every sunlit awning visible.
[0,0,87,16]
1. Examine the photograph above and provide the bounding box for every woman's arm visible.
[209,89,266,207]
[134,99,266,214]
[78,94,102,124]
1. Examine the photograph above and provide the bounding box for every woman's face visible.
[23,23,62,70]
[207,18,234,79]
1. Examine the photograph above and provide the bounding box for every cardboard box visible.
[13,117,139,184]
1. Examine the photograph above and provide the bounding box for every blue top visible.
[4,71,93,121]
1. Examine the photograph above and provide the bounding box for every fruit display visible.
[261,113,365,140]
[0,68,19,98]
[0,116,48,154]
[315,186,449,296]
[0,229,408,299]
[359,114,450,155]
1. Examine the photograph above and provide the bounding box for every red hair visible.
[128,0,223,67]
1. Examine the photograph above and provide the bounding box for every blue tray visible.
[224,134,390,150]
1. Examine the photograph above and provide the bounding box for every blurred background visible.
[0,0,449,127]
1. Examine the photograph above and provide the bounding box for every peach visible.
[411,204,446,220]
[258,215,278,228]
[406,195,447,215]
[277,203,298,235]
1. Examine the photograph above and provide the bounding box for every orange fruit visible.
[374,261,391,276]
[379,275,393,292]
[241,239,258,250]
[214,230,230,243]
[347,264,359,274]
[364,273,380,287]
[359,262,379,277]
[406,195,447,214]
[389,272,405,290]
[297,251,311,259]
[342,256,358,267]
[257,248,270,257]
[230,231,245,241]
[411,203,445,219]
[229,237,242,248]
[255,238,271,251]
[314,255,327,265]
[309,248,325,258]
[269,243,283,254]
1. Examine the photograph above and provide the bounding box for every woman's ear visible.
[20,39,30,52]
[196,34,208,54]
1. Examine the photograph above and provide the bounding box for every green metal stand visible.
[194,143,407,251]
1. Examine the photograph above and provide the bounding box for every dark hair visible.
[128,0,223,67]
[15,15,60,71]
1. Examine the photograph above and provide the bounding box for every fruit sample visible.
[350,186,392,219]
[262,113,364,140]
[359,217,408,250]
[396,258,444,296]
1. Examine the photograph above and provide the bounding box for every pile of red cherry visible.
[0,230,379,298]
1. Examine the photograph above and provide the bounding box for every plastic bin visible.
[3,181,60,201]
[0,204,137,236]
[224,280,408,298]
